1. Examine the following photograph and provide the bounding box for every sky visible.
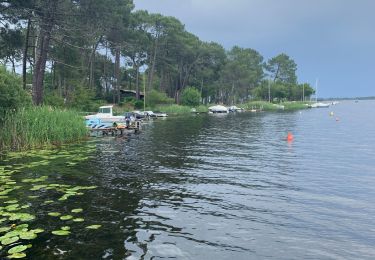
[134,0,375,98]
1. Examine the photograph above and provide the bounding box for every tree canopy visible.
[0,0,314,109]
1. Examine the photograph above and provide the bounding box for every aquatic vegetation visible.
[85,225,102,230]
[8,245,28,254]
[0,107,88,152]
[0,144,102,259]
[51,230,71,236]
[60,215,73,221]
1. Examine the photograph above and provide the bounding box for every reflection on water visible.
[1,101,375,259]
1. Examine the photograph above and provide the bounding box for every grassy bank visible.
[0,107,88,151]
[243,101,310,111]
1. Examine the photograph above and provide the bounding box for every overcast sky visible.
[134,0,375,98]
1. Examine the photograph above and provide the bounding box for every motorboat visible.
[208,105,229,113]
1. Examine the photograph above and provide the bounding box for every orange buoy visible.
[287,132,294,141]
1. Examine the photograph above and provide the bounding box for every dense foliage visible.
[0,0,314,109]
[0,66,31,120]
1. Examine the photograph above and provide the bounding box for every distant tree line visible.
[0,0,314,109]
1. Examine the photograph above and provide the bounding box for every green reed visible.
[0,107,88,151]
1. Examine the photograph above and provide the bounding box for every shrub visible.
[0,66,31,120]
[180,87,201,107]
[147,90,174,107]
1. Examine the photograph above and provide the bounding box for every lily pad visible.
[60,215,73,221]
[71,208,83,213]
[48,212,61,217]
[0,227,11,233]
[85,225,102,230]
[1,236,19,245]
[4,200,18,204]
[44,200,54,204]
[8,245,28,254]
[72,218,85,222]
[51,230,70,236]
[30,229,44,234]
[8,252,27,258]
[61,226,70,231]
[19,231,37,240]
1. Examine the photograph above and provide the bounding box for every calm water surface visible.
[1,100,375,259]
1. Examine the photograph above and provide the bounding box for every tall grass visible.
[154,104,192,114]
[0,107,88,151]
[243,101,309,111]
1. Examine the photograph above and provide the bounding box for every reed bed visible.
[0,107,88,151]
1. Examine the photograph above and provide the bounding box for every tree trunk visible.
[135,65,140,100]
[32,0,57,105]
[148,38,158,92]
[113,47,121,104]
[23,18,31,90]
[32,26,52,105]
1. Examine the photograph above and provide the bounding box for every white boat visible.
[228,106,244,112]
[208,105,229,113]
[85,105,126,127]
[309,102,330,108]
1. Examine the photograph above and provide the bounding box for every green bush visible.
[180,87,201,107]
[0,66,32,120]
[147,90,174,107]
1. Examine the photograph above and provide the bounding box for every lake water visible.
[1,100,375,259]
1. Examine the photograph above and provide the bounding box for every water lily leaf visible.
[5,182,16,185]
[48,212,61,217]
[61,226,70,231]
[8,245,28,254]
[71,208,83,213]
[43,200,54,204]
[27,196,39,199]
[4,200,18,204]
[0,196,9,199]
[72,218,84,222]
[7,252,27,258]
[9,213,35,222]
[0,227,11,233]
[14,224,29,230]
[19,232,37,240]
[60,215,73,221]
[30,229,44,234]
[85,225,102,230]
[51,230,70,236]
[1,236,19,245]
[20,205,30,209]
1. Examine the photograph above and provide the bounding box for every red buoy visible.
[287,132,294,141]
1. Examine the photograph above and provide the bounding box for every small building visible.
[120,89,145,100]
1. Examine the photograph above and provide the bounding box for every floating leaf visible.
[1,236,19,245]
[72,218,84,222]
[0,227,11,233]
[61,226,70,231]
[71,208,83,213]
[43,200,54,204]
[15,224,29,230]
[8,252,26,258]
[9,213,35,222]
[48,212,61,217]
[19,232,37,240]
[85,225,102,230]
[60,215,73,221]
[27,196,39,199]
[4,200,18,204]
[30,229,44,234]
[8,245,28,254]
[51,230,70,236]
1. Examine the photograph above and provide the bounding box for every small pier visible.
[88,121,142,137]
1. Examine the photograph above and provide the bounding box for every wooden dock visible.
[88,121,142,137]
